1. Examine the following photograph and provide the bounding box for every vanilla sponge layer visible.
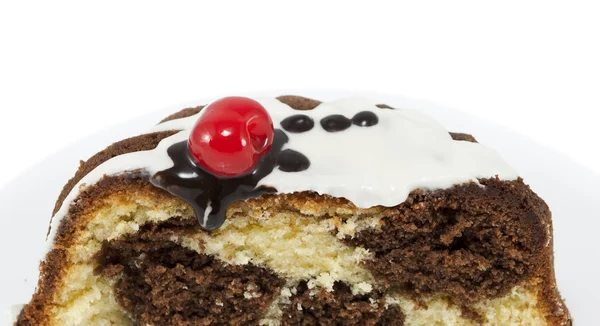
[46,192,549,326]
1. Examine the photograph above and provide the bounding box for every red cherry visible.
[188,97,274,177]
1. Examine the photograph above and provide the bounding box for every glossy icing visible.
[45,97,518,250]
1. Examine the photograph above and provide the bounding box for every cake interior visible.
[32,182,555,326]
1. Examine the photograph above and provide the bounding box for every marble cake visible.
[16,95,571,325]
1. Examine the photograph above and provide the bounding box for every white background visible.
[0,0,599,188]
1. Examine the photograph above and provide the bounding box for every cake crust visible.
[17,96,571,326]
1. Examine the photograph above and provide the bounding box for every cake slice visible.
[16,95,571,325]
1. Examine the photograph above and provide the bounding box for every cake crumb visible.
[352,282,373,295]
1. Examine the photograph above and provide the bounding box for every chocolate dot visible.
[280,115,314,133]
[351,111,379,127]
[320,115,351,132]
[277,149,310,172]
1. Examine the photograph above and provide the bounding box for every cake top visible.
[45,96,517,246]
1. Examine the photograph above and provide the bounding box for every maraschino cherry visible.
[188,97,274,177]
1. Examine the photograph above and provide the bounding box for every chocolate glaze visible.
[277,149,310,172]
[320,114,352,132]
[280,114,314,133]
[151,130,289,230]
[351,111,379,127]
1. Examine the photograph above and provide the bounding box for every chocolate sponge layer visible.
[281,281,404,326]
[96,224,285,326]
[343,178,551,306]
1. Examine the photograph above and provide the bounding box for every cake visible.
[16,95,571,325]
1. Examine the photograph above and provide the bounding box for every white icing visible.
[44,97,518,252]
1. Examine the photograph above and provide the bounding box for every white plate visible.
[1,91,598,325]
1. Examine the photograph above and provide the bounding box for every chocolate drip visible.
[280,114,314,133]
[151,130,289,231]
[277,149,310,172]
[351,111,379,127]
[320,114,351,132]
